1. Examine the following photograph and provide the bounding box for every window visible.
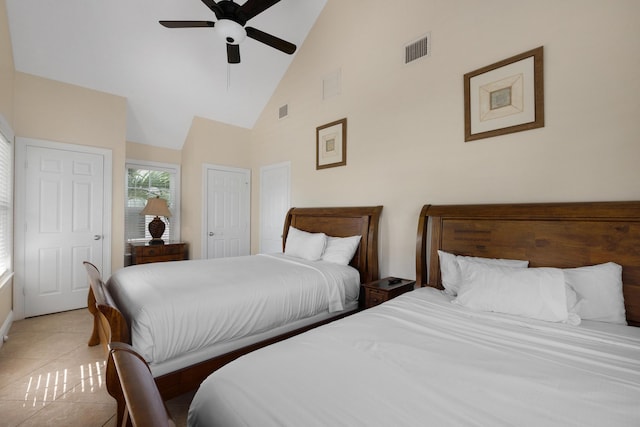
[0,120,12,279]
[125,161,180,249]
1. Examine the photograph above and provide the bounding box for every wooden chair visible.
[83,261,130,349]
[83,261,149,426]
[107,341,176,427]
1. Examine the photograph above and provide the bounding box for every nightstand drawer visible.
[361,277,415,309]
[161,244,186,255]
[143,247,162,257]
[135,253,185,264]
[366,289,387,308]
[129,242,188,266]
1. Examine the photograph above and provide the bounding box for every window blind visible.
[125,163,179,249]
[0,131,11,277]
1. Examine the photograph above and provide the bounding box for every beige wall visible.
[126,117,253,261]
[250,0,640,279]
[181,116,251,259]
[14,72,128,274]
[126,141,182,165]
[2,0,639,325]
[0,0,13,124]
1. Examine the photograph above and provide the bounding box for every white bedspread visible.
[188,287,640,427]
[106,254,360,364]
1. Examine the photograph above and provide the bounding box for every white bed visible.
[184,201,640,426]
[188,287,640,426]
[107,253,360,375]
[86,206,383,412]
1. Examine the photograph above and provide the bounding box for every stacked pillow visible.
[284,227,361,266]
[438,250,627,325]
[438,250,529,296]
[563,262,626,324]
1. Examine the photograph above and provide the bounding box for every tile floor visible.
[0,309,193,427]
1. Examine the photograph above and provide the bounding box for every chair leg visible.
[87,287,101,347]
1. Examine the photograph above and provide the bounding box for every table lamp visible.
[140,197,172,245]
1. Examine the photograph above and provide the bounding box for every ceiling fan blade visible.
[227,43,241,64]
[201,0,224,19]
[239,0,281,21]
[159,20,215,28]
[246,27,296,55]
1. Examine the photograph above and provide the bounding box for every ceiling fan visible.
[160,0,297,64]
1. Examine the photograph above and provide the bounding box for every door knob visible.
[93,235,102,240]
[209,232,214,236]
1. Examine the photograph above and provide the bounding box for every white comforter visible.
[106,254,360,364]
[188,287,640,427]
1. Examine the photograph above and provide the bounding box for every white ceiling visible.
[6,0,326,149]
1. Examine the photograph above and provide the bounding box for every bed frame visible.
[86,205,382,404]
[103,201,640,426]
[416,201,640,326]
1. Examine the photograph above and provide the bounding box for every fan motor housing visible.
[216,19,247,44]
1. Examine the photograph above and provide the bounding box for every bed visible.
[86,205,382,404]
[185,201,640,426]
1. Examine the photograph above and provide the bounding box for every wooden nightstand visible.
[129,242,188,265]
[362,277,415,309]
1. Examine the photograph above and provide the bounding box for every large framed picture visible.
[464,46,544,142]
[316,118,347,169]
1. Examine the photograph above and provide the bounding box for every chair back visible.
[108,342,176,427]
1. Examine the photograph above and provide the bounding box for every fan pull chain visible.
[227,64,231,91]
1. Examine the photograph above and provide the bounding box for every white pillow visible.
[438,250,529,296]
[284,227,327,261]
[321,235,361,265]
[563,262,626,325]
[454,260,581,325]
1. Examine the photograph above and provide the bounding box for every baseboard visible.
[0,310,12,350]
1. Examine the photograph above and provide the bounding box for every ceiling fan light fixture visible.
[216,19,247,45]
[160,0,298,64]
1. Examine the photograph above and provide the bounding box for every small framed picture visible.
[464,46,544,142]
[316,118,347,169]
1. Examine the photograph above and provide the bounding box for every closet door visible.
[203,165,250,259]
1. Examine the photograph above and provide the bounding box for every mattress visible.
[188,287,640,427]
[106,253,361,365]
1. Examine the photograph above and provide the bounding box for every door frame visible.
[14,137,112,320]
[201,163,251,259]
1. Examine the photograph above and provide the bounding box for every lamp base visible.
[148,216,166,245]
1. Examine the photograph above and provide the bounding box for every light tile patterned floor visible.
[0,309,192,426]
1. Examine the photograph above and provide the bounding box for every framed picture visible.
[464,46,544,142]
[316,118,347,169]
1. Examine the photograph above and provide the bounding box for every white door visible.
[260,162,290,253]
[203,165,250,259]
[16,139,111,318]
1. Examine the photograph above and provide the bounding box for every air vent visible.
[278,104,288,119]
[405,33,431,64]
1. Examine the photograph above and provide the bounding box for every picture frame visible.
[464,46,544,142]
[316,118,347,169]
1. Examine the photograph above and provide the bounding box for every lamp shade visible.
[140,197,172,218]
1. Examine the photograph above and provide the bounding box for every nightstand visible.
[129,241,188,265]
[362,277,415,309]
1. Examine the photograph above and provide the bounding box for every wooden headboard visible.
[283,206,383,283]
[416,201,640,326]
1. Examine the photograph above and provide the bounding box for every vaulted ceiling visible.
[6,0,326,149]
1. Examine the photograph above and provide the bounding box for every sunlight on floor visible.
[23,361,106,408]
